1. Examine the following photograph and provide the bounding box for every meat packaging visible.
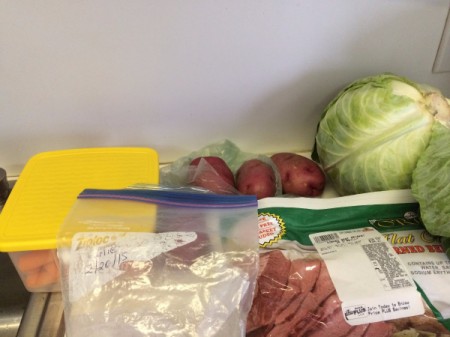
[246,250,450,337]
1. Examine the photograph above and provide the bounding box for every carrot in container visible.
[16,250,60,289]
[24,260,60,289]
[17,250,56,273]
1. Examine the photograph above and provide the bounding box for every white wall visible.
[1,0,450,175]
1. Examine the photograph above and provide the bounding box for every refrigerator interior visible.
[1,0,450,174]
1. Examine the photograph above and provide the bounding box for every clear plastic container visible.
[0,147,159,292]
[9,249,61,292]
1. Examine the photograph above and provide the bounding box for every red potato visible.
[236,159,277,200]
[188,156,236,194]
[271,152,325,197]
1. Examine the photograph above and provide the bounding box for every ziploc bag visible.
[57,187,259,337]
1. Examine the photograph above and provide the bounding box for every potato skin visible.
[188,156,236,194]
[271,153,325,197]
[236,159,277,199]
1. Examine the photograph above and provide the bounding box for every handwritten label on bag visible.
[69,231,197,302]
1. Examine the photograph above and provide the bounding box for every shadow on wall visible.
[228,3,450,156]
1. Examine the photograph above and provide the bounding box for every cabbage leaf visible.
[411,122,450,237]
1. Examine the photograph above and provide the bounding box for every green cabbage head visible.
[312,73,450,237]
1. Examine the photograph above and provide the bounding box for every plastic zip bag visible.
[57,187,259,337]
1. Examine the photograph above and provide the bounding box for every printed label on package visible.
[310,227,424,325]
[69,231,197,302]
[383,229,450,319]
[258,212,286,247]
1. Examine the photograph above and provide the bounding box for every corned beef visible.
[362,321,396,337]
[266,292,319,337]
[285,258,322,295]
[346,324,369,337]
[307,307,354,337]
[310,260,335,304]
[295,292,342,336]
[246,250,450,337]
[246,250,291,332]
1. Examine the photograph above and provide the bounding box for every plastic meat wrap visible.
[251,190,450,337]
[247,249,450,337]
[57,187,259,337]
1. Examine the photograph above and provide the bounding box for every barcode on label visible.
[314,233,339,243]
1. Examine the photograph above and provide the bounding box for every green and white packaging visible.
[257,189,450,329]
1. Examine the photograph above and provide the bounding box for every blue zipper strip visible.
[78,188,258,208]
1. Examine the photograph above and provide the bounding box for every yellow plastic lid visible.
[0,147,159,252]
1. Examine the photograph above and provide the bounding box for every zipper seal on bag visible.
[78,188,258,208]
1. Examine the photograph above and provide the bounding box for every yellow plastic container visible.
[0,147,159,292]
